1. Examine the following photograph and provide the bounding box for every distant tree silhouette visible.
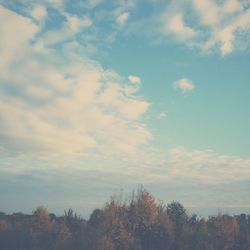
[235,214,250,249]
[0,188,249,250]
[208,214,239,250]
[167,201,188,249]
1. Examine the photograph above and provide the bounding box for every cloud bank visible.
[0,6,151,160]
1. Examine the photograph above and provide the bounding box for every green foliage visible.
[0,188,249,250]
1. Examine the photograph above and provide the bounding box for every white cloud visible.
[98,82,149,119]
[157,112,166,119]
[25,86,53,100]
[0,6,38,71]
[159,0,250,55]
[192,0,220,26]
[83,0,103,9]
[128,75,141,85]
[114,0,137,15]
[223,0,244,13]
[125,75,141,94]
[168,147,250,184]
[163,13,197,40]
[0,6,151,161]
[116,12,130,25]
[45,0,64,9]
[112,0,136,28]
[65,13,92,33]
[31,5,48,21]
[219,9,250,55]
[41,12,92,47]
[174,78,195,93]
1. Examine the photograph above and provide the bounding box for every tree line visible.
[0,187,250,250]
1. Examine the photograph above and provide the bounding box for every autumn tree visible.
[1,188,250,250]
[208,214,239,250]
[30,206,54,248]
[167,201,188,250]
[235,214,250,249]
[127,187,159,249]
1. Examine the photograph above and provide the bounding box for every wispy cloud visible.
[82,0,104,9]
[31,5,48,21]
[128,75,141,85]
[159,0,250,55]
[125,75,141,94]
[113,0,138,27]
[157,112,167,119]
[168,147,250,184]
[0,6,38,70]
[174,78,195,93]
[162,13,197,40]
[64,13,92,33]
[116,12,130,25]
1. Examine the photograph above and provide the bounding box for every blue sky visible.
[0,0,250,217]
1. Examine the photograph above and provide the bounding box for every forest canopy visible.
[0,187,249,250]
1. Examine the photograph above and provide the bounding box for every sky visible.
[0,0,250,218]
